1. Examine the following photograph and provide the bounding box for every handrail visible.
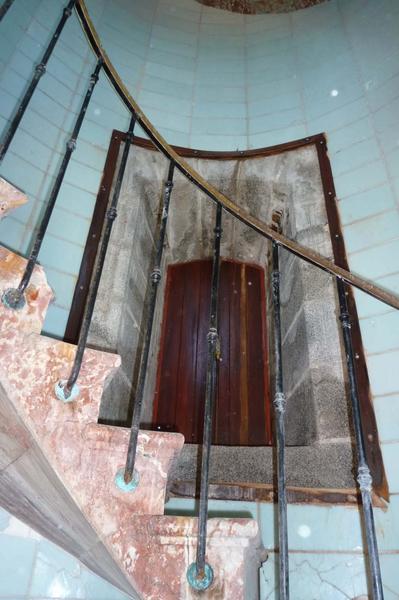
[0,3,386,596]
[75,0,399,311]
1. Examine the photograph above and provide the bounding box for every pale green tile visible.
[42,304,70,339]
[344,210,399,254]
[334,160,388,199]
[366,349,399,396]
[373,395,399,443]
[339,185,395,226]
[360,311,399,354]
[381,443,399,493]
[0,535,37,596]
[349,239,399,280]
[81,569,131,600]
[354,272,399,318]
[331,137,381,176]
[0,509,10,532]
[30,539,84,598]
[261,552,367,600]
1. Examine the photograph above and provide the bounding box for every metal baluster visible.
[0,0,76,161]
[118,159,175,491]
[187,203,222,592]
[271,240,289,600]
[2,58,102,311]
[337,279,384,600]
[55,115,136,402]
[0,0,15,22]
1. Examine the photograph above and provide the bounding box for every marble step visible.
[0,245,53,333]
[0,177,27,220]
[114,515,263,599]
[0,247,265,598]
[0,323,265,598]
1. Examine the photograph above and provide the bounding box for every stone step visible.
[111,515,263,599]
[0,177,27,220]
[0,324,185,595]
[0,251,265,598]
[0,245,53,333]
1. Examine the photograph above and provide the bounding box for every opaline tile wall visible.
[0,0,398,597]
[0,0,398,343]
[0,0,135,336]
[0,507,129,600]
[164,496,399,598]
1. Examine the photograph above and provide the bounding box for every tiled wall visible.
[0,507,129,600]
[0,0,131,336]
[0,0,398,340]
[0,0,398,598]
[164,495,399,598]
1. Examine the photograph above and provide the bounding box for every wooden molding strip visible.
[170,481,388,509]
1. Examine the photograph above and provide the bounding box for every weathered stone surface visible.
[0,177,27,219]
[90,142,354,495]
[282,308,311,392]
[195,0,329,15]
[279,253,336,340]
[99,369,133,425]
[284,372,318,445]
[172,442,356,489]
[309,366,351,440]
[90,146,162,425]
[0,246,53,334]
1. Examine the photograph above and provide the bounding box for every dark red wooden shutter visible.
[153,260,272,445]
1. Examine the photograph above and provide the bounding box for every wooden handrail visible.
[75,0,399,311]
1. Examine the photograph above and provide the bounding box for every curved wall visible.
[0,0,398,335]
[0,1,399,596]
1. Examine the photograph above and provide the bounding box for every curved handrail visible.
[75,0,399,311]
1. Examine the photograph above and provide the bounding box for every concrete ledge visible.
[170,441,356,490]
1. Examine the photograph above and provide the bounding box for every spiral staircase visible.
[1,1,397,599]
[0,178,263,599]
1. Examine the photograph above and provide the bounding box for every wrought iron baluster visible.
[271,240,289,600]
[0,0,76,162]
[119,159,175,490]
[187,203,222,592]
[337,279,384,600]
[0,0,15,22]
[2,58,102,311]
[55,115,136,401]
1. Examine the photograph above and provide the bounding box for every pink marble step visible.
[0,325,188,593]
[0,285,264,598]
[0,245,53,333]
[0,322,184,511]
[0,177,27,219]
[110,515,263,599]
